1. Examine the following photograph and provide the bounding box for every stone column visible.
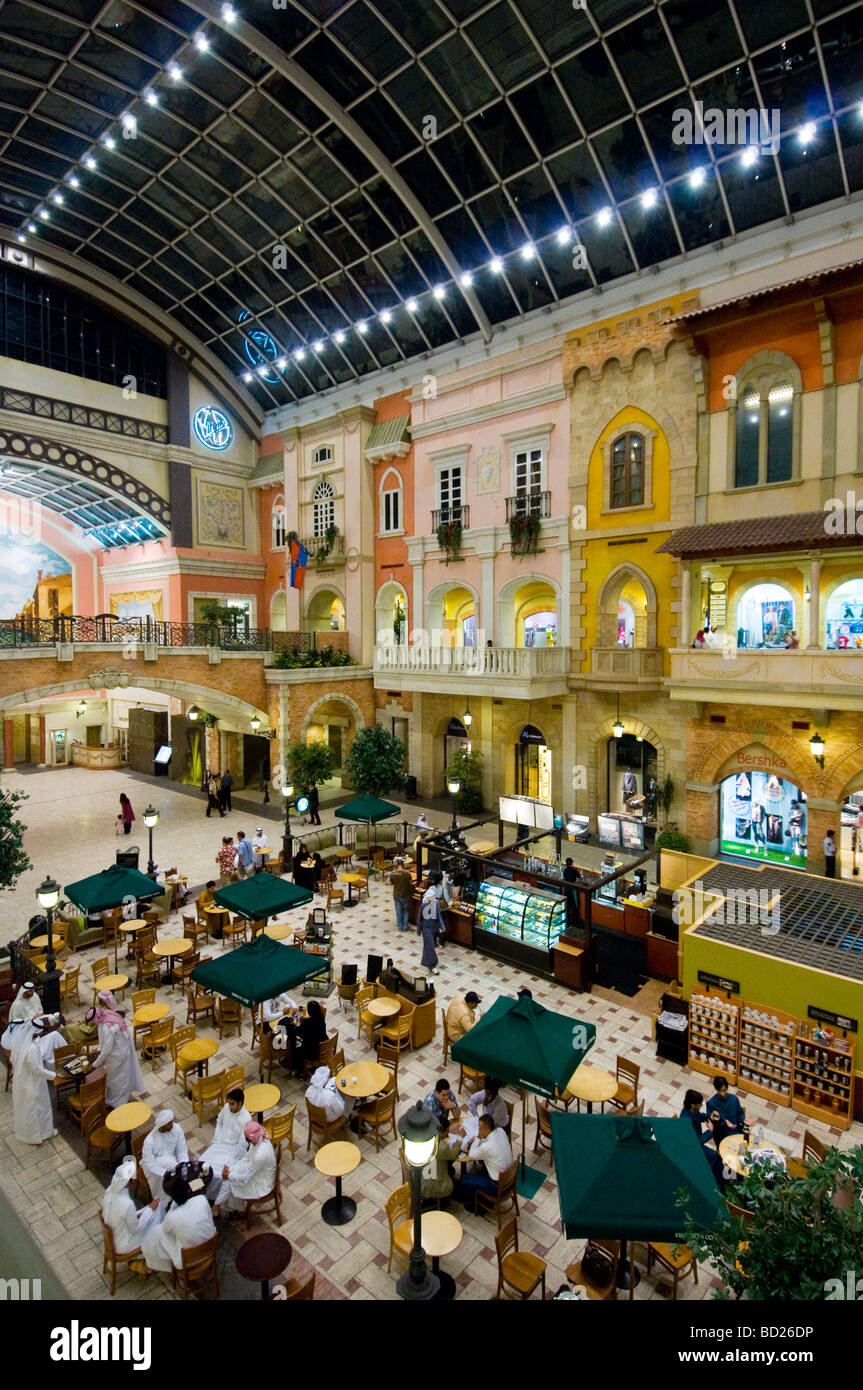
[680,563,691,648]
[807,553,821,650]
[38,715,47,766]
[481,554,495,644]
[3,719,14,770]
[205,725,219,775]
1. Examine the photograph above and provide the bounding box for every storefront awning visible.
[656,512,863,560]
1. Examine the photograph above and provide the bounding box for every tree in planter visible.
[288,741,335,795]
[445,746,484,814]
[680,1144,863,1300]
[436,521,462,564]
[654,828,691,852]
[0,787,32,891]
[509,511,541,557]
[343,725,407,798]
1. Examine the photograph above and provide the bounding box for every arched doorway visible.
[375,580,408,645]
[443,716,469,791]
[306,588,345,632]
[302,695,361,784]
[735,582,795,648]
[606,733,657,814]
[499,579,558,648]
[824,578,863,649]
[427,584,477,647]
[514,724,552,803]
[718,767,808,869]
[270,589,287,632]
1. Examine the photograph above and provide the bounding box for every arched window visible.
[379,469,403,534]
[730,355,801,488]
[271,493,286,550]
[735,583,796,649]
[611,432,645,508]
[313,445,333,467]
[313,479,335,537]
[825,578,863,649]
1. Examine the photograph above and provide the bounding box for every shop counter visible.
[553,936,585,990]
[373,982,437,1048]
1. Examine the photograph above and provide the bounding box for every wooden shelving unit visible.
[738,1002,797,1107]
[301,921,334,998]
[792,1024,855,1131]
[687,990,740,1084]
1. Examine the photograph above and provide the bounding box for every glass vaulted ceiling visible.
[1,0,861,409]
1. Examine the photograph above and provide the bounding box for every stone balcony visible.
[579,646,665,689]
[373,643,570,700]
[667,648,863,711]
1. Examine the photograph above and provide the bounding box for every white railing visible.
[374,644,569,677]
[669,647,863,696]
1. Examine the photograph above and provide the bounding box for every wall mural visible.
[197,480,244,548]
[2,536,72,618]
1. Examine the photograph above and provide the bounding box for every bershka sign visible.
[49,1322,152,1371]
[732,749,788,772]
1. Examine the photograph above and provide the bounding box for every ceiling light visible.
[380,309,393,324]
[459,271,473,287]
[257,364,268,375]
[68,175,79,188]
[27,223,36,233]
[38,209,49,220]
[52,193,64,205]
[490,257,504,274]
[144,89,158,106]
[689,168,706,190]
[640,188,658,209]
[741,146,758,168]
[84,156,97,169]
[293,347,306,360]
[798,122,815,145]
[222,3,237,20]
[556,226,573,245]
[276,356,286,369]
[242,372,253,383]
[433,284,445,300]
[596,207,612,227]
[17,234,25,243]
[168,63,183,81]
[334,330,346,344]
[405,298,419,313]
[520,243,536,260]
[312,339,324,352]
[103,135,116,149]
[194,31,209,49]
[357,321,369,335]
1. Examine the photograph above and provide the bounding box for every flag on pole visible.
[289,536,309,590]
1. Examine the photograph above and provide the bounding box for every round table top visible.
[132,1002,170,1025]
[178,1037,218,1064]
[95,974,129,993]
[243,1083,281,1115]
[394,1210,463,1259]
[314,1140,362,1178]
[562,1064,617,1104]
[339,873,366,885]
[467,839,497,854]
[204,905,229,917]
[719,1133,795,1178]
[300,859,316,869]
[236,1232,292,1283]
[264,922,292,941]
[119,920,149,933]
[334,1060,389,1098]
[105,1101,152,1134]
[152,938,193,957]
[366,997,400,1019]
[335,848,354,859]
[29,934,59,949]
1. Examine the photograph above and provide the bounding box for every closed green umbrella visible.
[65,864,161,913]
[213,875,313,923]
[336,792,401,862]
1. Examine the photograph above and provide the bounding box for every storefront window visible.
[720,771,807,869]
[515,725,552,803]
[606,734,657,815]
[735,583,795,649]
[617,599,634,648]
[523,611,557,648]
[825,579,863,650]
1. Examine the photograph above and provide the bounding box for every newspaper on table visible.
[658,1010,688,1031]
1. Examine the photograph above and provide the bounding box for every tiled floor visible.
[1,766,860,1302]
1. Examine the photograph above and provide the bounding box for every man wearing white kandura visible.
[102,1157,162,1273]
[85,992,144,1109]
[213,1120,276,1217]
[201,1088,251,1198]
[141,1175,216,1275]
[306,1063,355,1120]
[141,1109,189,1208]
[11,1015,58,1144]
[1,981,42,1051]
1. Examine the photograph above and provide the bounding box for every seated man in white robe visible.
[141,1109,189,1207]
[262,992,298,1032]
[36,1012,68,1064]
[305,1064,355,1120]
[213,1120,276,1217]
[141,1176,216,1275]
[201,1089,251,1198]
[1,981,42,1051]
[102,1157,162,1273]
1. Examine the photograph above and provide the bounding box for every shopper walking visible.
[206,773,223,818]
[823,829,837,878]
[307,783,321,825]
[216,835,237,885]
[391,856,414,932]
[220,768,234,814]
[418,878,440,974]
[119,793,135,836]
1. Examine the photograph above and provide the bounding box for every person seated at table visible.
[141,1110,189,1209]
[420,1114,463,1204]
[202,1089,251,1197]
[292,842,315,890]
[142,1176,216,1274]
[516,987,533,1001]
[453,1114,513,1204]
[468,1077,509,1131]
[679,1088,725,1188]
[445,991,481,1044]
[213,1120,276,1217]
[284,998,327,1070]
[310,851,324,888]
[306,1064,355,1121]
[86,996,143,1110]
[708,1075,746,1146]
[262,992,299,1034]
[423,1078,461,1125]
[102,1156,162,1272]
[198,881,217,912]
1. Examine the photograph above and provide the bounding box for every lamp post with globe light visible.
[36,875,62,1013]
[281,782,294,875]
[396,1102,440,1300]
[447,777,460,833]
[143,804,159,877]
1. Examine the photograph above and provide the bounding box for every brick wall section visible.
[0,650,269,714]
[282,677,376,749]
[375,689,413,712]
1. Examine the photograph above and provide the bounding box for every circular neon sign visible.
[193,404,233,451]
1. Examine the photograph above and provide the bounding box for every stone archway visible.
[0,428,170,528]
[0,674,268,724]
[596,563,658,648]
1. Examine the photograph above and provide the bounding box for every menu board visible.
[597,815,622,848]
[620,819,645,852]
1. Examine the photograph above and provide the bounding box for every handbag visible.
[580,1242,615,1288]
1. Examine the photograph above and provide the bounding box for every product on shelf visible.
[474,878,566,952]
[687,992,740,1083]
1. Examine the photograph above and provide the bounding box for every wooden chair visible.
[51,1044,82,1105]
[59,963,81,1008]
[132,988,156,1011]
[265,1105,297,1160]
[99,1210,142,1296]
[326,887,344,913]
[354,867,370,903]
[355,1077,398,1152]
[222,1064,245,1099]
[609,1055,640,1113]
[376,1042,400,1100]
[385,1183,412,1273]
[67,1069,107,1129]
[142,1015,174,1066]
[216,997,243,1040]
[223,916,248,949]
[172,1232,219,1300]
[441,1008,452,1064]
[135,950,161,990]
[726,1199,755,1228]
[172,949,200,992]
[186,984,216,1028]
[244,1144,282,1225]
[646,1241,698,1298]
[355,985,377,1046]
[277,1271,315,1300]
[565,1239,620,1300]
[337,974,360,1012]
[378,1003,414,1053]
[533,1097,553,1160]
[802,1130,829,1165]
[475,1161,520,1225]
[458,1062,485,1095]
[303,1032,338,1081]
[170,1024,197,1088]
[305,1098,348,1150]
[191,1071,225,1126]
[83,1100,124,1169]
[495,1218,547,1300]
[90,955,110,1003]
[259,1030,276,1084]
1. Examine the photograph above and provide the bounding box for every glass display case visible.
[474,877,566,970]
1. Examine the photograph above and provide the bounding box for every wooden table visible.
[263,921,292,941]
[151,936,192,984]
[314,1141,361,1226]
[334,1060,389,1099]
[132,1002,170,1027]
[94,972,129,1002]
[467,839,497,854]
[244,1082,281,1122]
[339,872,366,906]
[178,1036,218,1079]
[561,1064,617,1113]
[204,906,229,939]
[118,918,151,966]
[29,934,59,950]
[719,1133,807,1180]
[236,1232,292,1301]
[394,1210,463,1300]
[105,1101,152,1156]
[366,997,400,1020]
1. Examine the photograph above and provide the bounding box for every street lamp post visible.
[396,1102,440,1301]
[36,875,62,1014]
[281,783,294,875]
[143,804,159,877]
[447,777,460,833]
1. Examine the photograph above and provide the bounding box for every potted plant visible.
[314,523,340,565]
[445,746,484,813]
[344,725,408,797]
[436,520,462,564]
[509,511,541,556]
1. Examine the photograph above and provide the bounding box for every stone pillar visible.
[38,715,47,766]
[2,719,14,770]
[680,563,691,648]
[205,725,219,775]
[562,696,578,810]
[481,554,495,644]
[277,686,290,788]
[807,554,821,650]
[806,800,841,878]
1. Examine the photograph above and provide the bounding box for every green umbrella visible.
[213,875,313,922]
[551,1112,723,1243]
[65,864,161,913]
[336,793,401,863]
[190,933,320,1007]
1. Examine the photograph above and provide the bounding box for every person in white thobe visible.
[201,1090,251,1197]
[11,1017,56,1144]
[142,1178,216,1274]
[305,1064,355,1120]
[1,982,42,1051]
[262,992,298,1029]
[141,1110,189,1207]
[213,1120,276,1216]
[86,999,144,1109]
[36,1014,68,1064]
[102,1157,162,1258]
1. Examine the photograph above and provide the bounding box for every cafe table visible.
[244,1082,281,1122]
[334,1060,388,1100]
[118,918,151,967]
[178,1036,218,1080]
[204,905,230,939]
[338,872,366,906]
[29,934,60,951]
[314,1141,361,1226]
[93,972,129,1003]
[151,936,192,985]
[236,1232,292,1301]
[560,1063,617,1114]
[719,1133,807,1180]
[394,1210,463,1300]
[105,1100,152,1156]
[335,846,354,867]
[366,997,400,1021]
[263,921,292,941]
[131,1001,170,1045]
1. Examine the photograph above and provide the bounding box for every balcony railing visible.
[0,384,168,442]
[668,646,863,706]
[300,533,345,566]
[375,643,568,677]
[505,490,551,521]
[0,615,314,654]
[431,505,469,532]
[588,646,665,682]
